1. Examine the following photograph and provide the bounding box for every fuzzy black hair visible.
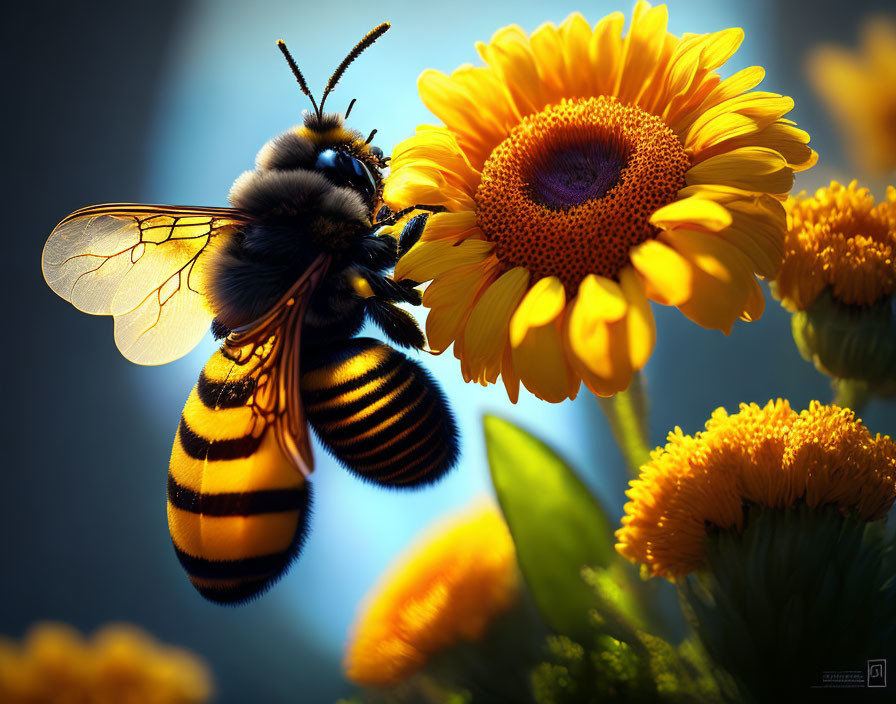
[228,169,367,227]
[205,233,316,329]
[255,131,317,171]
[303,111,344,133]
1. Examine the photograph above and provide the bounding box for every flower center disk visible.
[475,97,690,291]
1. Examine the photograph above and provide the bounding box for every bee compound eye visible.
[315,149,377,201]
[370,145,383,159]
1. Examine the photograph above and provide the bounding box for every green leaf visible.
[484,415,616,640]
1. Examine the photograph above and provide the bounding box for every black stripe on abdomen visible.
[167,474,306,516]
[177,417,263,461]
[173,543,296,581]
[196,371,256,408]
[302,353,403,407]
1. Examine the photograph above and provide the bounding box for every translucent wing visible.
[225,255,330,476]
[42,204,248,365]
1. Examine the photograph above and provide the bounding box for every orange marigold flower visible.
[809,17,896,176]
[343,503,518,687]
[774,181,896,392]
[615,400,896,580]
[386,2,814,402]
[0,622,213,704]
[777,180,896,310]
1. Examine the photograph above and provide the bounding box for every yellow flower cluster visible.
[344,504,518,686]
[777,180,896,310]
[616,400,896,579]
[0,622,212,704]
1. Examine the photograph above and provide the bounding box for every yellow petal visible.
[567,301,612,380]
[563,305,633,397]
[589,11,625,96]
[558,12,593,97]
[685,93,795,153]
[390,127,481,193]
[426,303,473,355]
[629,239,694,305]
[692,27,744,71]
[685,146,794,195]
[395,239,493,283]
[417,69,511,169]
[662,230,755,332]
[420,212,480,242]
[477,26,544,119]
[741,276,765,322]
[700,120,817,172]
[577,274,628,322]
[509,276,566,347]
[513,319,576,403]
[384,166,475,212]
[618,267,655,370]
[501,340,520,403]
[649,197,732,231]
[565,276,629,379]
[718,201,786,278]
[461,267,530,381]
[529,21,566,99]
[616,2,670,105]
[662,229,748,284]
[668,65,765,131]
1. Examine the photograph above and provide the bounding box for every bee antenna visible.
[365,129,377,145]
[345,98,357,119]
[277,39,321,119]
[320,22,390,116]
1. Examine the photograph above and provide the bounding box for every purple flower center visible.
[527,140,626,209]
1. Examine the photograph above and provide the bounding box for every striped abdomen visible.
[168,348,311,604]
[301,337,458,487]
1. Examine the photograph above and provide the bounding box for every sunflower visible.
[386,2,815,402]
[775,181,896,393]
[343,503,518,687]
[809,17,896,176]
[615,399,896,580]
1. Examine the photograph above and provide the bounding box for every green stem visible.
[831,377,870,414]
[598,372,651,477]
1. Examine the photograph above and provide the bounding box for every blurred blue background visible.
[4,0,895,701]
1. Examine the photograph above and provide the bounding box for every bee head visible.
[252,25,390,215]
[251,114,385,209]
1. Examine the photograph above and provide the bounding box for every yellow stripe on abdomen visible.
[167,347,311,604]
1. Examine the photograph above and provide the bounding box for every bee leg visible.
[366,298,426,350]
[352,233,398,270]
[363,270,422,305]
[375,203,393,223]
[374,204,446,228]
[210,318,231,340]
[398,213,429,257]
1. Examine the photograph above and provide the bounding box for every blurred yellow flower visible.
[809,18,896,175]
[0,622,212,704]
[387,1,814,402]
[774,181,896,393]
[615,400,896,579]
[344,503,518,687]
[777,180,896,310]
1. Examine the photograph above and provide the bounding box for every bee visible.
[41,23,458,604]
